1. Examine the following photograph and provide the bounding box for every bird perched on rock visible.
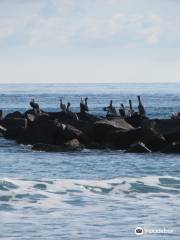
[60,98,67,112]
[80,97,89,113]
[137,96,146,117]
[119,104,126,118]
[128,99,134,117]
[30,99,40,115]
[66,102,71,112]
[104,100,117,117]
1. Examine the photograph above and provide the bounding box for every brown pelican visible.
[119,104,126,118]
[128,99,134,117]
[60,98,67,112]
[67,102,71,112]
[80,97,89,113]
[137,96,146,117]
[104,100,117,117]
[30,99,40,114]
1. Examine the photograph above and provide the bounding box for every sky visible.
[0,0,179,83]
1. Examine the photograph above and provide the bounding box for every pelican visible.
[67,102,71,112]
[104,100,117,117]
[60,98,67,112]
[80,97,89,113]
[30,99,40,111]
[119,104,126,118]
[128,99,134,117]
[137,96,146,117]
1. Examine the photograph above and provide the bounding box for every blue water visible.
[0,83,180,239]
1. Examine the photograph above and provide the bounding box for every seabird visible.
[119,104,126,118]
[60,98,67,112]
[104,100,117,117]
[80,97,89,113]
[128,99,134,117]
[30,99,40,111]
[137,96,146,117]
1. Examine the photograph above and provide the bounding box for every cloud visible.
[0,0,179,48]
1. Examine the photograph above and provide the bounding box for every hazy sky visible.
[0,0,179,83]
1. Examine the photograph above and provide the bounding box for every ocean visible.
[0,83,180,239]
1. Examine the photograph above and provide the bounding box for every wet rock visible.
[0,125,7,137]
[126,142,152,153]
[140,128,167,152]
[77,112,100,122]
[0,117,27,140]
[5,111,24,119]
[32,139,83,152]
[56,124,91,145]
[1,118,27,130]
[17,120,63,145]
[64,139,83,150]
[125,113,147,128]
[142,119,180,136]
[162,142,180,154]
[93,118,134,142]
[106,128,142,149]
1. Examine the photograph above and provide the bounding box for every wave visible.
[0,176,180,210]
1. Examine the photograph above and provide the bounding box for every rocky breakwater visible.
[1,110,180,153]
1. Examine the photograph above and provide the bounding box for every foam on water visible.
[1,176,180,210]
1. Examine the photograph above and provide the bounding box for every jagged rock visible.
[106,128,142,149]
[1,118,27,130]
[0,125,7,137]
[126,142,152,153]
[0,117,27,140]
[5,111,24,119]
[162,142,180,154]
[140,128,167,152]
[24,109,35,117]
[64,139,83,150]
[77,112,100,122]
[56,124,91,145]
[86,142,107,149]
[32,139,83,152]
[142,119,180,135]
[125,113,147,128]
[26,114,36,123]
[17,120,63,145]
[93,118,134,142]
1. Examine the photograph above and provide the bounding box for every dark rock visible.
[93,118,134,142]
[26,114,36,123]
[126,142,152,153]
[5,111,24,119]
[162,142,180,154]
[0,125,7,137]
[0,118,27,140]
[24,109,35,117]
[1,118,27,130]
[140,128,167,152]
[56,124,91,145]
[125,113,147,127]
[5,126,25,140]
[86,142,107,149]
[32,139,83,152]
[64,139,83,150]
[77,112,101,122]
[106,128,142,149]
[142,119,180,136]
[17,120,63,145]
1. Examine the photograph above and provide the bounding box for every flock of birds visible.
[29,95,146,118]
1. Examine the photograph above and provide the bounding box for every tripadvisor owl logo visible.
[135,227,144,236]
